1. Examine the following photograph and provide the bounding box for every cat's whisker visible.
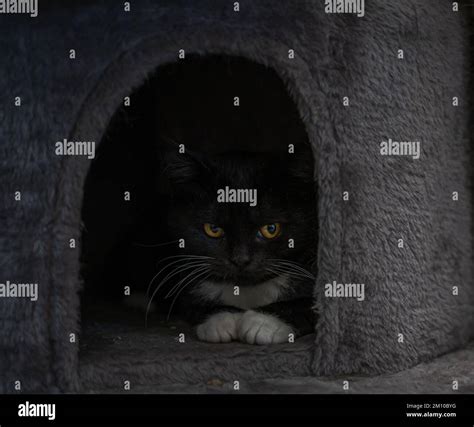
[156,254,212,267]
[146,257,209,297]
[267,264,314,280]
[268,259,315,280]
[284,264,315,278]
[265,267,290,278]
[147,258,194,297]
[272,268,314,280]
[166,271,211,321]
[268,258,309,269]
[270,268,314,281]
[165,265,210,299]
[145,262,209,326]
[268,259,315,275]
[266,266,291,276]
[153,259,209,290]
[150,261,210,298]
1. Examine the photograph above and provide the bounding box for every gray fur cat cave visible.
[0,0,472,394]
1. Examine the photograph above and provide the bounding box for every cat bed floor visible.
[79,301,474,394]
[79,300,313,392]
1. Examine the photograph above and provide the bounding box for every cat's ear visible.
[158,136,209,192]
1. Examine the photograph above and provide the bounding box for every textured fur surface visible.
[81,336,474,394]
[0,0,472,392]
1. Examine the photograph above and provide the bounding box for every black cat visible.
[149,140,318,345]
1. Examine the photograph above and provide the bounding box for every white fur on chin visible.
[193,275,289,309]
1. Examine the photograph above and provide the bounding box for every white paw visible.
[196,312,242,343]
[237,310,294,345]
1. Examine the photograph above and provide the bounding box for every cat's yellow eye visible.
[204,223,225,238]
[258,223,282,240]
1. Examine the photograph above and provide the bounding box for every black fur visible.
[156,140,317,338]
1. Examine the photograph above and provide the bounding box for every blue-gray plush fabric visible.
[0,0,472,392]
[83,340,474,394]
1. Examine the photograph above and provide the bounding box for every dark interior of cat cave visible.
[78,54,318,392]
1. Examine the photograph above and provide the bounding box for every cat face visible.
[160,145,317,286]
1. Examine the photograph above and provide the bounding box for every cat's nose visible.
[230,254,251,268]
